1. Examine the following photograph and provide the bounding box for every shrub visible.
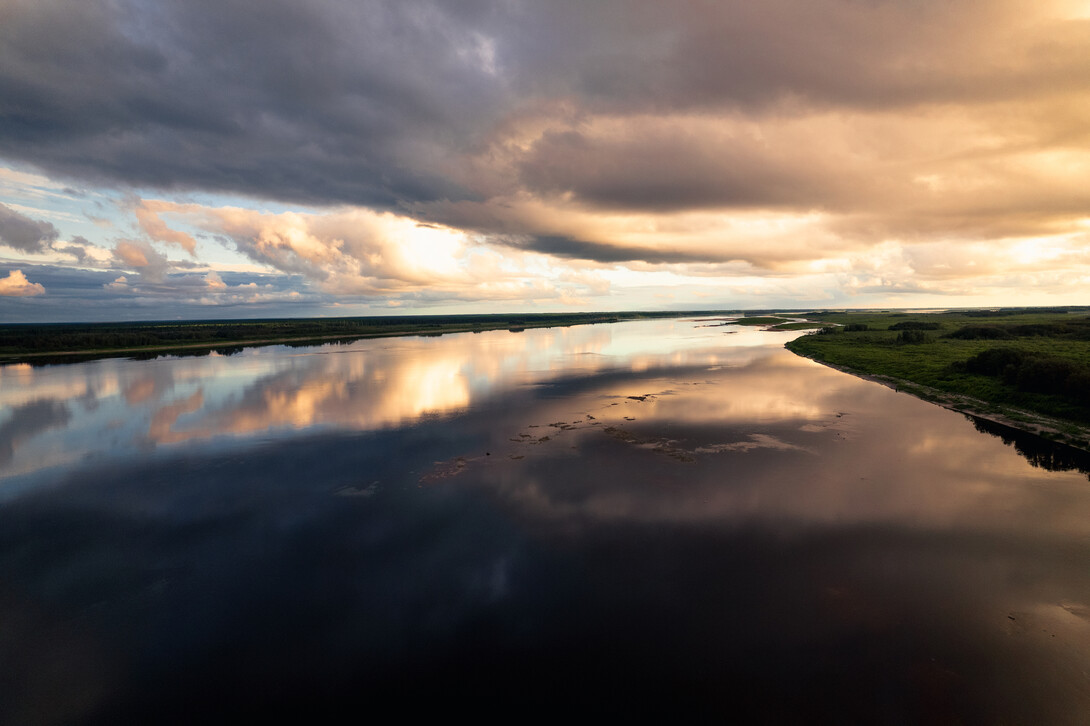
[1015,357,1080,395]
[947,326,1014,340]
[959,347,1090,403]
[960,348,1029,378]
[896,330,931,344]
[1009,324,1065,337]
[889,321,940,331]
[1066,370,1090,406]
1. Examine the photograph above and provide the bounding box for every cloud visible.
[113,240,170,282]
[514,235,716,265]
[1,0,1090,313]
[0,203,59,252]
[2,1,1086,216]
[0,0,498,207]
[0,262,325,322]
[113,242,148,268]
[0,269,46,296]
[56,235,91,262]
[204,271,226,289]
[105,275,130,291]
[515,121,833,212]
[134,201,198,255]
[141,200,612,304]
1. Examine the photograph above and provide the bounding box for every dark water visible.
[968,415,1090,477]
[2,320,1089,724]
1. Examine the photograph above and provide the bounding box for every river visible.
[2,318,1088,723]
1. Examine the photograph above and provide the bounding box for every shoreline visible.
[789,348,1090,454]
[0,326,511,363]
[0,314,690,365]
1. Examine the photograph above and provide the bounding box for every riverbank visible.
[791,350,1090,452]
[784,309,1090,452]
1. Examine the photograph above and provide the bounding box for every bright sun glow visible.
[1010,237,1068,265]
[389,220,467,278]
[1060,0,1090,18]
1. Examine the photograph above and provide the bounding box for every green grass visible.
[786,310,1090,428]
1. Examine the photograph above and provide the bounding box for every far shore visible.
[0,310,746,365]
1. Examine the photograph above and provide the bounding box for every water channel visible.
[2,318,1088,723]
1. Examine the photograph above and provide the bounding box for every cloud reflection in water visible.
[3,319,1090,721]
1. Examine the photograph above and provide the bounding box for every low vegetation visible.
[786,308,1090,446]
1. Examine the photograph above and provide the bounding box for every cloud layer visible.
[2,0,1090,318]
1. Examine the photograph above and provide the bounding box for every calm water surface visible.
[2,319,1089,723]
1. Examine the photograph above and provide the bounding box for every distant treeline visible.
[0,311,718,360]
[959,308,1076,317]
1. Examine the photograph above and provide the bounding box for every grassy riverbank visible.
[786,308,1090,449]
[0,310,724,365]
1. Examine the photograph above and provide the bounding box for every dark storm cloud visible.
[517,127,845,212]
[3,0,1082,212]
[520,235,720,264]
[0,0,506,207]
[0,203,59,252]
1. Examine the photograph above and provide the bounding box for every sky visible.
[1,0,1089,322]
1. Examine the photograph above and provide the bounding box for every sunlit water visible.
[2,319,1089,723]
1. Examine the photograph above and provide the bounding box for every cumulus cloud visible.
[0,203,59,252]
[0,269,46,296]
[113,240,171,282]
[105,275,130,291]
[135,201,198,255]
[144,200,611,304]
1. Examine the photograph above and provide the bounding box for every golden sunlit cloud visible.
[0,269,45,296]
[139,201,615,305]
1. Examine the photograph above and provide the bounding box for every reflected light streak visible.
[474,367,1090,539]
[2,321,773,473]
